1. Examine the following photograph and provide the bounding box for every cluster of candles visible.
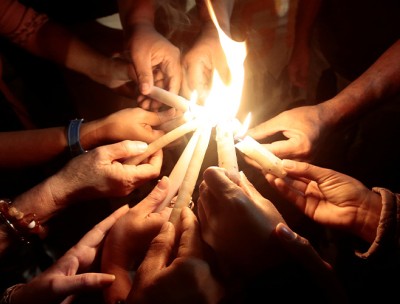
[125,86,286,224]
[125,0,286,224]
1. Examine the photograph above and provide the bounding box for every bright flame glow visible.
[203,0,247,125]
[235,112,252,139]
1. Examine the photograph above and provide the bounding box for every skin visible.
[197,166,286,278]
[181,0,234,102]
[266,159,382,244]
[0,107,176,168]
[0,140,163,254]
[9,204,130,304]
[248,40,400,161]
[126,207,224,304]
[117,0,181,111]
[101,176,172,304]
[0,0,136,98]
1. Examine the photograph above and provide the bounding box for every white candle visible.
[235,136,287,178]
[169,124,212,225]
[148,86,189,112]
[124,119,200,165]
[155,129,201,212]
[216,121,240,183]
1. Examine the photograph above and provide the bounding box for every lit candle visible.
[155,129,201,212]
[169,124,212,225]
[148,86,189,112]
[216,121,240,183]
[235,135,287,178]
[124,119,200,165]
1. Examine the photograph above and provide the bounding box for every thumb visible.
[134,58,153,95]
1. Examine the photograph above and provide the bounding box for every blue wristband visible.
[67,118,86,157]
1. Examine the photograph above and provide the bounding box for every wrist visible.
[67,119,87,158]
[0,199,46,243]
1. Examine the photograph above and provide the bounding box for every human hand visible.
[101,176,172,304]
[181,27,229,102]
[126,207,224,304]
[197,166,286,278]
[89,54,138,99]
[274,223,349,303]
[125,23,181,111]
[247,105,328,161]
[266,159,382,243]
[10,204,129,304]
[52,140,163,203]
[81,107,177,150]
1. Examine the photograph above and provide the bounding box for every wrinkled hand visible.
[125,24,181,111]
[247,105,327,161]
[197,167,286,277]
[126,207,224,304]
[10,205,129,304]
[52,140,163,202]
[101,176,172,304]
[181,27,229,102]
[266,159,382,243]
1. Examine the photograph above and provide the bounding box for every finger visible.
[52,273,116,296]
[78,204,130,248]
[139,221,175,272]
[263,139,300,160]
[281,159,334,183]
[247,118,284,140]
[134,176,170,213]
[265,175,309,211]
[132,53,153,95]
[202,167,239,204]
[162,60,182,95]
[143,107,176,127]
[265,173,310,196]
[185,61,206,93]
[177,207,203,259]
[133,149,163,179]
[109,140,149,159]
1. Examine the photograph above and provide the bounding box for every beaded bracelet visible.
[0,199,43,244]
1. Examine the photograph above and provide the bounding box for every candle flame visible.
[235,112,252,140]
[203,0,247,125]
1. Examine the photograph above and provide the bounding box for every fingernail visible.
[282,159,295,169]
[141,83,150,94]
[135,142,148,152]
[278,223,296,240]
[157,176,169,190]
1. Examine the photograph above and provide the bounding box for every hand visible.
[266,159,382,243]
[125,24,181,110]
[247,105,327,161]
[197,166,286,278]
[82,107,177,149]
[10,205,129,304]
[53,140,163,202]
[89,54,138,99]
[274,223,349,303]
[181,27,229,102]
[101,176,172,304]
[126,207,224,304]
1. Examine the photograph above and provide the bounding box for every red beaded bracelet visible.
[0,199,44,243]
